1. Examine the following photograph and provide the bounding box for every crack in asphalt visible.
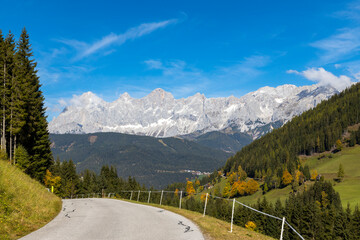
[178,221,194,233]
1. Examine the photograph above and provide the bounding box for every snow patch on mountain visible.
[49,84,338,138]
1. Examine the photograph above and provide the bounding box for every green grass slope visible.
[301,145,360,208]
[0,159,61,240]
[215,145,360,209]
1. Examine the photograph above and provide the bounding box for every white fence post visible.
[230,198,235,233]
[148,191,151,203]
[160,190,164,205]
[130,191,133,201]
[203,193,209,217]
[179,191,183,209]
[137,190,140,201]
[280,217,285,240]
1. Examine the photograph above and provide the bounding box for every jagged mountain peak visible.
[49,84,338,138]
[74,91,105,107]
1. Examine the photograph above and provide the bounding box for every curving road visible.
[21,198,204,240]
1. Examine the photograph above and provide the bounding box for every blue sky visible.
[1,0,359,120]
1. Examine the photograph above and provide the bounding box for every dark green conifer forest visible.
[224,83,360,191]
[0,28,52,182]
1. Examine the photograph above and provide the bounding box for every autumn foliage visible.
[44,170,61,193]
[281,169,293,186]
[186,181,195,195]
[245,221,257,231]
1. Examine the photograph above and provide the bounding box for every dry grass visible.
[119,198,274,240]
[0,159,61,240]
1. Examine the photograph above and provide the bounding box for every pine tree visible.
[337,163,345,181]
[15,28,53,181]
[1,31,16,156]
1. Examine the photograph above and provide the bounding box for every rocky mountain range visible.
[49,84,338,138]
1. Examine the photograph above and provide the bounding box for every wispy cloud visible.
[287,67,353,91]
[217,55,271,79]
[60,19,178,61]
[310,27,360,64]
[142,55,271,97]
[334,0,360,21]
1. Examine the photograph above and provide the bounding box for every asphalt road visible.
[20,198,205,240]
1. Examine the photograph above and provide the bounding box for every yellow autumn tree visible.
[311,170,318,181]
[281,169,293,186]
[245,179,259,195]
[230,181,239,197]
[195,179,200,188]
[228,172,237,185]
[237,181,247,196]
[174,188,179,197]
[245,221,257,231]
[294,170,304,184]
[200,193,208,202]
[44,170,61,193]
[222,181,231,198]
[186,181,195,195]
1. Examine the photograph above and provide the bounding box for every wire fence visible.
[63,190,305,240]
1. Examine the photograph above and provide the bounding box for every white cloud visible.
[334,0,360,21]
[310,28,360,64]
[144,59,163,69]
[60,19,178,61]
[287,67,352,91]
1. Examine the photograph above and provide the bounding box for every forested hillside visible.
[191,131,253,153]
[224,83,360,190]
[50,132,231,188]
[0,29,52,181]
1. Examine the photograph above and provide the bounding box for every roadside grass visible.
[0,159,62,240]
[119,198,274,240]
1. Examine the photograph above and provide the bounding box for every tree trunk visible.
[1,62,6,154]
[9,73,13,164]
[9,134,12,164]
[14,135,16,164]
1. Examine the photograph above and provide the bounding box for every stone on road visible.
[21,198,204,240]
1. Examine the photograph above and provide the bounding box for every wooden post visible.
[148,191,151,203]
[137,190,140,201]
[179,191,182,209]
[203,193,209,217]
[280,217,285,240]
[160,190,164,205]
[230,198,235,233]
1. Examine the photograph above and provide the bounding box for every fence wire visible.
[65,190,305,239]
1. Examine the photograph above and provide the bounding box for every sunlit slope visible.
[302,145,360,208]
[0,159,61,240]
[222,145,360,209]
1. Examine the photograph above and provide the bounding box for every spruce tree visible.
[0,30,4,155]
[15,28,52,181]
[1,31,16,156]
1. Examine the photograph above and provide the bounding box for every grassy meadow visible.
[301,145,360,209]
[0,159,62,240]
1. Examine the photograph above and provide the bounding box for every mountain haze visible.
[49,84,338,138]
[50,132,231,188]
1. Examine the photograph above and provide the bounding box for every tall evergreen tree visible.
[15,28,52,181]
[0,30,4,154]
[1,31,15,156]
